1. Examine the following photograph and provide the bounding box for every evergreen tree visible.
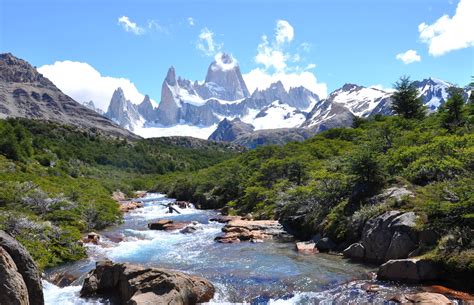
[391,76,426,119]
[440,86,465,130]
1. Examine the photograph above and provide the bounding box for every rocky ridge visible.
[0,53,138,140]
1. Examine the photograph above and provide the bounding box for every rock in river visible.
[215,217,290,243]
[148,219,189,231]
[377,258,441,282]
[80,260,215,305]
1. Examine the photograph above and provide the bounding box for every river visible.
[43,193,420,304]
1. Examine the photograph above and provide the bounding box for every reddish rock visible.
[296,241,317,254]
[422,285,474,302]
[82,232,100,244]
[392,292,452,304]
[148,220,189,231]
[209,215,243,223]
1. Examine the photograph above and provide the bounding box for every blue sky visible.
[1,0,473,109]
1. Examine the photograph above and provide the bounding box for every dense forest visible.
[155,80,474,276]
[0,118,239,268]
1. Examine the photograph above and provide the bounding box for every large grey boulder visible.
[342,243,365,260]
[0,231,44,305]
[344,211,419,263]
[0,247,29,305]
[80,260,215,304]
[377,258,441,282]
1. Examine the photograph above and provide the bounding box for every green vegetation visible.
[0,118,238,269]
[155,82,473,276]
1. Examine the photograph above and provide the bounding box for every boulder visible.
[80,261,215,304]
[315,237,336,252]
[180,222,203,234]
[148,219,190,231]
[82,232,100,244]
[367,186,414,206]
[296,241,317,254]
[216,219,288,243]
[0,231,44,305]
[377,258,441,282]
[176,201,191,209]
[343,243,365,260]
[119,201,144,213]
[0,247,29,305]
[392,292,452,304]
[345,211,419,263]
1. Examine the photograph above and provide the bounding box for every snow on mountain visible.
[242,101,306,130]
[134,124,217,139]
[328,84,392,117]
[413,77,452,110]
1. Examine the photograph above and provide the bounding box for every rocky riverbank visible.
[81,260,215,304]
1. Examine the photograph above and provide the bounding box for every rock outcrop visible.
[0,53,138,140]
[377,258,441,282]
[208,118,254,142]
[0,231,44,305]
[80,261,215,304]
[343,211,420,263]
[214,217,290,243]
[0,247,29,305]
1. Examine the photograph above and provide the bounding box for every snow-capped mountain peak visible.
[328,83,392,117]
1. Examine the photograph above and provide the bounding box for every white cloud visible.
[212,52,238,71]
[396,49,421,64]
[118,16,144,35]
[248,19,327,98]
[275,20,294,44]
[418,0,474,56]
[196,27,222,57]
[187,17,195,26]
[255,35,288,71]
[38,61,154,111]
[243,68,327,99]
[147,20,169,34]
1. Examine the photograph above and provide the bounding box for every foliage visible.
[0,118,237,269]
[391,76,426,119]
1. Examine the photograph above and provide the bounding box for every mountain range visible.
[100,53,457,147]
[0,52,463,148]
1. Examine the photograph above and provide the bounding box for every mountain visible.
[82,100,104,115]
[0,53,138,139]
[414,78,452,110]
[150,53,320,129]
[105,88,143,131]
[208,118,254,142]
[324,84,392,117]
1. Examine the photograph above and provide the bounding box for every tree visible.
[440,86,465,130]
[349,147,386,201]
[391,76,426,119]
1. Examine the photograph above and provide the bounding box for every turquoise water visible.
[43,193,418,304]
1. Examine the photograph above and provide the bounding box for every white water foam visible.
[43,281,108,305]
